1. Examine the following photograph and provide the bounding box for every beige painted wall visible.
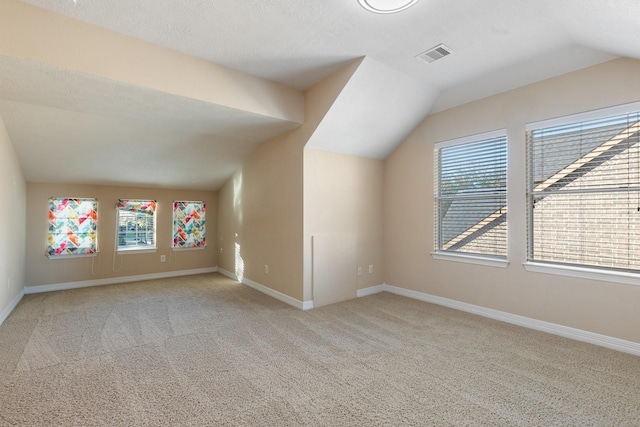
[217,133,305,299]
[25,183,217,287]
[384,57,640,343]
[304,149,383,305]
[0,115,26,316]
[217,60,362,303]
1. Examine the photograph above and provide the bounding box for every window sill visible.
[523,262,640,287]
[431,252,508,268]
[171,246,206,251]
[47,253,98,260]
[116,248,157,255]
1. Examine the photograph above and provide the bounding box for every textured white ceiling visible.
[20,0,637,90]
[3,0,640,190]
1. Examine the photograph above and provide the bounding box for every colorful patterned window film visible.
[116,199,157,251]
[172,201,206,249]
[116,199,157,215]
[47,198,98,257]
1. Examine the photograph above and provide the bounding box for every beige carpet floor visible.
[0,273,639,426]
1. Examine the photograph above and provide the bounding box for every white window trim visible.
[526,101,640,131]
[48,253,99,260]
[434,128,507,149]
[116,248,157,255]
[171,246,206,252]
[523,262,640,287]
[432,251,509,268]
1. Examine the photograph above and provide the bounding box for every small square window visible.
[116,199,157,252]
[172,201,206,249]
[47,197,98,257]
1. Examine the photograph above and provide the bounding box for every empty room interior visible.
[1,0,640,424]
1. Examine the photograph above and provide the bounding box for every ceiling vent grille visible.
[416,44,454,64]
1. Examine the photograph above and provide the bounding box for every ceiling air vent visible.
[416,44,454,64]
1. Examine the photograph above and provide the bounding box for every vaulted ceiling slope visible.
[1,0,639,190]
[0,0,303,190]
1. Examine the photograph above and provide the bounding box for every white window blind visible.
[527,104,640,272]
[116,199,157,252]
[435,132,507,258]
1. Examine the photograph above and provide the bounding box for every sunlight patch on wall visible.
[233,172,243,218]
[234,240,245,283]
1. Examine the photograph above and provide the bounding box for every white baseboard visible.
[217,267,313,310]
[24,267,218,295]
[217,267,237,281]
[358,283,640,356]
[0,289,25,326]
[357,284,385,297]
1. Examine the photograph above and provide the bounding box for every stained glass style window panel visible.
[47,198,98,257]
[172,201,206,249]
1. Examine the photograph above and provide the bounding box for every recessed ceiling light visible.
[357,0,420,14]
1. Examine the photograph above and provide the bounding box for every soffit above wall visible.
[0,0,304,190]
[0,54,302,190]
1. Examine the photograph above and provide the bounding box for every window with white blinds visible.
[435,131,507,259]
[527,103,640,273]
[116,199,157,252]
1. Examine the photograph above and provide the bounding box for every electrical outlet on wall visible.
[357,267,363,276]
[264,264,269,274]
[160,255,166,263]
[369,265,374,274]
